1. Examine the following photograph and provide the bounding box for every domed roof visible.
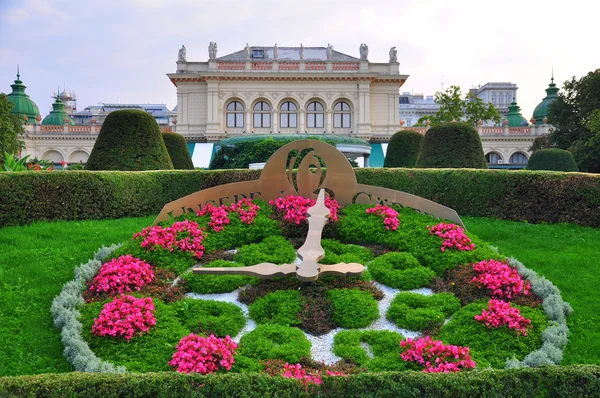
[6,68,40,124]
[532,77,559,125]
[42,95,75,125]
[59,90,72,101]
[505,99,527,127]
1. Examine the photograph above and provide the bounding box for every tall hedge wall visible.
[1,169,599,228]
[1,366,599,397]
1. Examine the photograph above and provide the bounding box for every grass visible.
[0,216,154,377]
[0,215,597,377]
[464,217,600,366]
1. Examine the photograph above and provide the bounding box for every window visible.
[509,152,528,165]
[251,49,264,59]
[253,101,271,128]
[280,101,297,128]
[226,101,244,128]
[486,152,502,164]
[306,101,324,128]
[334,101,351,128]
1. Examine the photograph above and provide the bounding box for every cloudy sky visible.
[1,0,599,119]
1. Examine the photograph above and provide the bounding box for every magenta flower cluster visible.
[88,255,154,295]
[474,299,532,336]
[400,336,476,373]
[471,259,531,299]
[133,219,205,259]
[91,295,156,341]
[269,195,340,224]
[196,198,260,232]
[169,333,237,374]
[365,204,400,231]
[282,363,345,386]
[427,223,475,252]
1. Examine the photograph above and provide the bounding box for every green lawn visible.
[0,215,598,377]
[464,217,600,366]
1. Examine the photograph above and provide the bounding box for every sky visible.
[1,0,599,119]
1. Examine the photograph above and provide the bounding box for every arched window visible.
[509,152,528,165]
[306,101,324,128]
[280,101,297,128]
[334,101,351,128]
[253,101,271,128]
[226,101,244,128]
[486,152,502,164]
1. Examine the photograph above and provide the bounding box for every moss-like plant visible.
[438,300,548,368]
[386,292,461,331]
[234,236,296,266]
[320,239,374,265]
[328,289,379,328]
[248,290,302,327]
[171,298,246,338]
[333,330,408,371]
[237,324,311,363]
[182,260,257,294]
[366,252,435,289]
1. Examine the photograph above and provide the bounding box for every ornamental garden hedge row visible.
[1,168,599,228]
[1,366,599,397]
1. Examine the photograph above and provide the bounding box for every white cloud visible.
[2,0,70,22]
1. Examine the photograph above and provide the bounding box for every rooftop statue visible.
[359,43,369,60]
[177,45,186,62]
[326,43,333,60]
[389,46,397,63]
[300,43,305,60]
[273,43,278,60]
[208,41,217,60]
[244,43,250,60]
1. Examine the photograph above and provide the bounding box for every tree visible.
[383,130,423,168]
[162,132,194,170]
[0,93,24,164]
[416,86,501,126]
[547,69,600,172]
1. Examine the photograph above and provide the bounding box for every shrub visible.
[333,330,407,371]
[528,148,579,172]
[474,299,532,336]
[162,133,194,170]
[386,292,461,331]
[87,255,154,296]
[327,289,379,328]
[366,252,435,290]
[384,130,423,168]
[248,290,302,326]
[182,260,257,294]
[172,298,246,338]
[237,324,311,363]
[134,219,206,259]
[91,295,156,341]
[169,334,237,374]
[438,300,548,368]
[86,109,173,171]
[320,239,374,265]
[234,236,296,266]
[471,259,531,299]
[416,122,487,168]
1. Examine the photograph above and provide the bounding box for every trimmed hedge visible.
[1,366,599,397]
[1,168,599,227]
[528,148,579,172]
[416,122,488,169]
[162,133,194,170]
[384,130,423,168]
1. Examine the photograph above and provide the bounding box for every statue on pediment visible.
[326,43,333,60]
[209,42,217,60]
[389,46,397,63]
[177,45,186,62]
[245,43,251,60]
[359,43,368,60]
[273,43,279,60]
[300,43,304,60]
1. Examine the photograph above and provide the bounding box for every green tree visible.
[416,86,501,126]
[0,93,24,164]
[547,69,600,172]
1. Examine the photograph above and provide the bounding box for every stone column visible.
[363,154,370,167]
[206,79,219,134]
[245,109,252,132]
[357,80,371,134]
[299,110,305,132]
[271,109,278,131]
[326,109,333,133]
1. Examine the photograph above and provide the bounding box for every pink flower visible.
[474,299,532,336]
[88,255,154,295]
[427,223,475,252]
[400,336,476,373]
[196,198,261,232]
[269,195,340,225]
[92,295,156,341]
[133,220,205,259]
[471,259,531,299]
[366,204,400,231]
[169,334,237,374]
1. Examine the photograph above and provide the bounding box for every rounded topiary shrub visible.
[366,252,435,290]
[328,289,379,328]
[237,324,311,363]
[527,148,578,172]
[416,122,487,169]
[386,292,461,331]
[162,132,194,170]
[248,290,302,326]
[86,110,173,170]
[384,130,423,168]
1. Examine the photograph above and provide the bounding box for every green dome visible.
[6,69,40,124]
[505,99,527,127]
[218,134,369,146]
[532,77,559,125]
[42,94,75,125]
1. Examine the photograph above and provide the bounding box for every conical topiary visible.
[86,110,173,170]
[384,130,423,168]
[416,122,487,169]
[527,148,578,172]
[162,132,194,170]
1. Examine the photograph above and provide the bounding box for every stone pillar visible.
[208,60,217,71]
[363,154,370,167]
[271,109,278,131]
[181,93,188,125]
[326,109,333,133]
[326,61,333,72]
[245,61,251,72]
[299,110,305,132]
[389,62,399,75]
[359,60,369,72]
[299,61,306,72]
[245,109,252,132]
[272,61,279,72]
[357,80,371,134]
